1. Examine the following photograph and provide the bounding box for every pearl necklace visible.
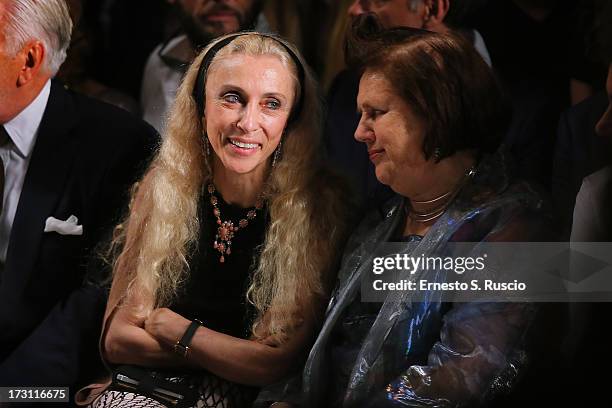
[207,184,264,263]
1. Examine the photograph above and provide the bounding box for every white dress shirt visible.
[0,80,51,263]
[472,29,492,68]
[571,166,612,242]
[140,34,192,134]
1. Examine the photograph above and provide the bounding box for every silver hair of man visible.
[2,0,73,75]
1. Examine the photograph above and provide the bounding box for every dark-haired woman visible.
[263,23,553,408]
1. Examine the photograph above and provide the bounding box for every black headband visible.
[192,32,306,128]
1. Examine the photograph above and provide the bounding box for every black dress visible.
[170,191,269,407]
[93,194,268,407]
[171,191,268,339]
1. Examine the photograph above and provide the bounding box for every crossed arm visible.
[103,291,319,387]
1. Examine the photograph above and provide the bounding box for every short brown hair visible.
[347,15,509,161]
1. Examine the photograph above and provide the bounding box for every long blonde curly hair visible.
[110,32,351,338]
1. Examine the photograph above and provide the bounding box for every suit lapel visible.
[3,82,79,290]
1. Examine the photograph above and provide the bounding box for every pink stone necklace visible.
[207,183,264,263]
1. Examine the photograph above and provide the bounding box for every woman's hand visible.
[144,307,190,347]
[104,303,192,368]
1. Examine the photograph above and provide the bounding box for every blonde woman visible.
[77,32,351,408]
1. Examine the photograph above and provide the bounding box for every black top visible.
[171,190,268,339]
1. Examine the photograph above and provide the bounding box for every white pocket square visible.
[44,215,83,236]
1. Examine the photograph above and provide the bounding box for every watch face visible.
[174,343,190,358]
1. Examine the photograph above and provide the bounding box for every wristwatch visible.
[173,319,203,358]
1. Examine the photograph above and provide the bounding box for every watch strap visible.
[173,319,202,358]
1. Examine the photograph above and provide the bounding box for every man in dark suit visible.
[0,0,158,388]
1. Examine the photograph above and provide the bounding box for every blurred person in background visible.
[468,0,597,189]
[571,62,612,242]
[552,0,612,237]
[325,0,492,214]
[564,63,612,405]
[566,63,612,408]
[565,19,612,405]
[141,0,267,133]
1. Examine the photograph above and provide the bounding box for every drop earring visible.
[433,147,442,163]
[203,134,213,176]
[201,115,209,157]
[272,140,283,168]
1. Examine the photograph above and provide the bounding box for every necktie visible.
[0,125,9,215]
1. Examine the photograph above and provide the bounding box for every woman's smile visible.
[226,136,262,156]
